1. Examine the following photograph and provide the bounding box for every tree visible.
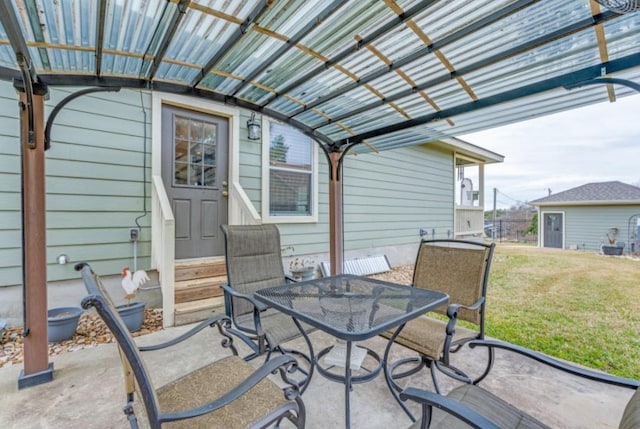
[526,212,538,235]
[270,135,288,163]
[484,208,506,221]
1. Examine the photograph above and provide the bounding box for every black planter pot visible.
[47,307,83,342]
[116,301,146,332]
[602,245,624,256]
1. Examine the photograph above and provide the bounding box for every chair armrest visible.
[138,315,234,352]
[469,340,640,389]
[400,387,501,429]
[285,274,299,283]
[220,284,267,312]
[446,296,485,318]
[221,284,268,346]
[157,355,299,423]
[444,297,485,336]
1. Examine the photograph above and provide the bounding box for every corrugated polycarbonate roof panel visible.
[1,0,640,153]
[604,12,640,58]
[397,93,444,118]
[100,0,167,77]
[154,5,241,83]
[460,32,598,100]
[0,21,17,69]
[198,1,333,93]
[201,31,282,93]
[305,0,389,57]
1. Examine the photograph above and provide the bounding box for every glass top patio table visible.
[255,274,448,428]
[254,274,448,341]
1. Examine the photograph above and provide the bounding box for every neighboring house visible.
[0,82,502,324]
[530,181,640,252]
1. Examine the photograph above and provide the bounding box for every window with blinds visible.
[266,121,314,218]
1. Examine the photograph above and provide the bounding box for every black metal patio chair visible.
[400,339,640,428]
[383,239,496,393]
[75,262,305,429]
[220,224,315,390]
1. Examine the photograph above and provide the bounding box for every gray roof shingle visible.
[530,181,640,205]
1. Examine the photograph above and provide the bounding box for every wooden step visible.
[173,257,227,325]
[175,257,227,282]
[174,276,226,303]
[175,297,224,314]
[174,297,225,326]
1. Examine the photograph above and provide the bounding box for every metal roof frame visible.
[190,0,271,88]
[1,0,640,155]
[336,52,640,145]
[310,7,620,130]
[3,0,640,388]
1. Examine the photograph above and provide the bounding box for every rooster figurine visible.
[121,267,149,304]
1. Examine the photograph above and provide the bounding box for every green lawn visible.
[485,244,640,379]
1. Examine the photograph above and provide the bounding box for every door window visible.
[174,115,217,188]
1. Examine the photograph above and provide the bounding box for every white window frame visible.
[261,118,318,223]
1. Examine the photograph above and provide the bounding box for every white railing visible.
[151,175,175,328]
[151,177,259,327]
[455,205,485,237]
[229,184,260,225]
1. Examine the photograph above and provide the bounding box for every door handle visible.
[222,180,228,187]
[222,190,229,197]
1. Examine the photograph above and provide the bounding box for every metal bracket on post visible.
[564,76,640,94]
[44,87,121,150]
[13,77,49,149]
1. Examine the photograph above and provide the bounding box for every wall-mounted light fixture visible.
[246,112,261,140]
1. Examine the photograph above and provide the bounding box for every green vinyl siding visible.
[44,87,152,284]
[0,82,22,286]
[269,141,453,256]
[342,144,453,250]
[545,205,640,251]
[0,82,151,286]
[1,81,460,286]
[238,111,263,210]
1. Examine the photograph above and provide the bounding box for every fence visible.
[485,218,537,244]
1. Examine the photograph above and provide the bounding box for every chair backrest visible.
[221,224,287,316]
[412,239,495,325]
[75,263,162,425]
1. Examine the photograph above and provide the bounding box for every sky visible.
[462,93,640,209]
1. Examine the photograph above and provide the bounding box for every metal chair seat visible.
[157,355,296,429]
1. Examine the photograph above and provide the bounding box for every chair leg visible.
[431,343,496,390]
[123,402,139,429]
[276,331,315,394]
[432,360,474,387]
[273,396,307,428]
[387,356,428,392]
[471,343,495,385]
[383,335,423,421]
[293,396,306,428]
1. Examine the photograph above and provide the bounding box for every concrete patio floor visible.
[0,323,634,428]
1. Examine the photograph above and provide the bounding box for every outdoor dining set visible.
[75,224,640,428]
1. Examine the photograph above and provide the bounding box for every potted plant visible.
[118,267,149,332]
[47,306,83,342]
[602,227,625,256]
[289,257,316,281]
